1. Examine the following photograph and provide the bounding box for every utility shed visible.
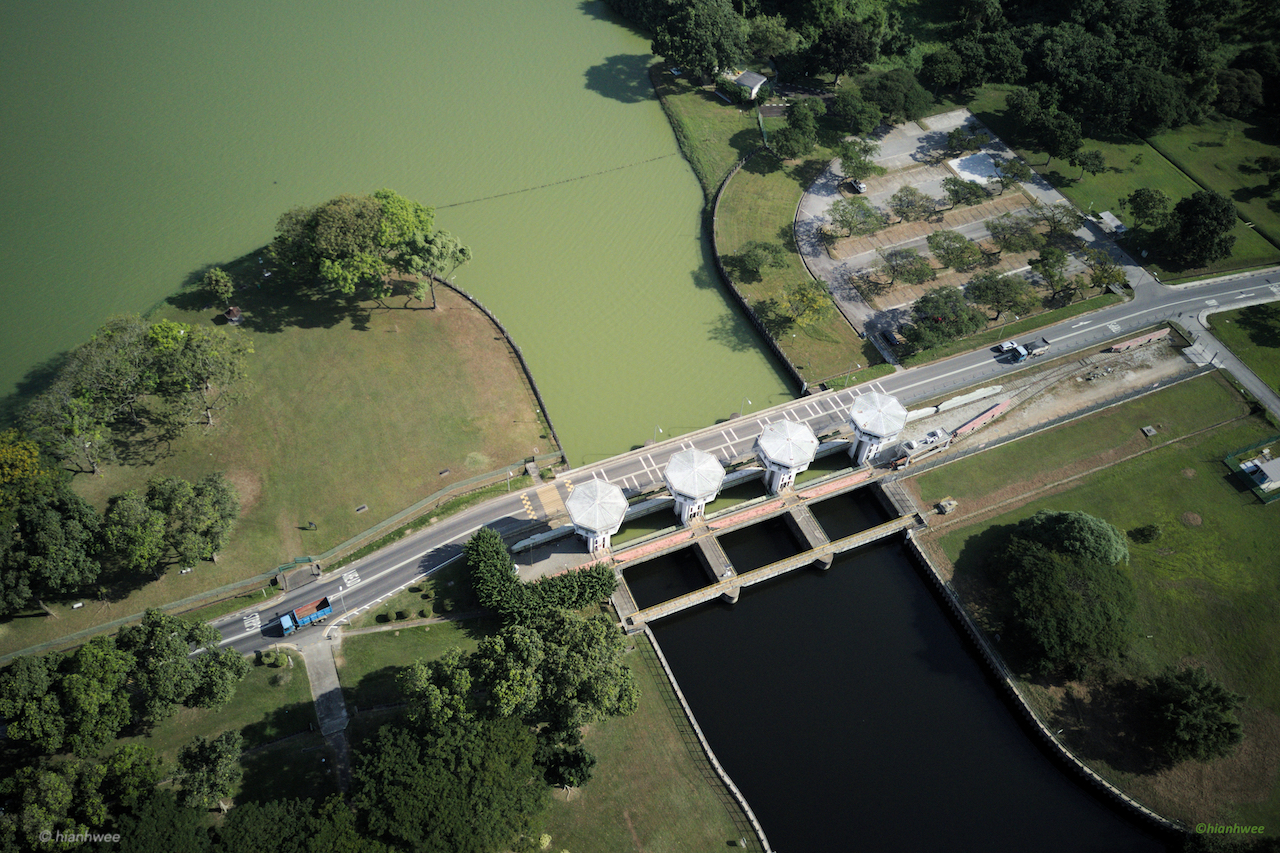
[724,69,767,99]
[664,449,725,525]
[565,478,628,552]
[756,419,819,494]
[1254,457,1280,492]
[848,391,908,467]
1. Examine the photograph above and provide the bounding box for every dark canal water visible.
[648,538,1168,852]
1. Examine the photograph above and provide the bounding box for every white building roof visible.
[849,391,908,438]
[664,449,725,500]
[565,478,628,533]
[756,419,818,469]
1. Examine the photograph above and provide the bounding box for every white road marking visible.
[1205,299,1218,306]
[1235,293,1254,298]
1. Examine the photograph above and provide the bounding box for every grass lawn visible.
[716,153,884,382]
[0,283,547,658]
[1208,303,1280,393]
[115,651,319,765]
[542,634,758,853]
[335,617,495,708]
[913,373,1251,506]
[959,87,1280,280]
[1149,117,1280,252]
[651,66,761,204]
[237,731,337,806]
[916,378,1280,829]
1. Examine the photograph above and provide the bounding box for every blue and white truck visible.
[280,596,332,635]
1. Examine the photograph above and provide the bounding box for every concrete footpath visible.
[296,638,352,792]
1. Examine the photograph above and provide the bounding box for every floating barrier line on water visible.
[436,153,679,209]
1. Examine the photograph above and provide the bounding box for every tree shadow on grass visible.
[238,733,338,805]
[1051,676,1166,775]
[752,298,795,337]
[728,127,764,161]
[1234,302,1280,350]
[240,697,320,749]
[168,249,371,335]
[583,54,656,104]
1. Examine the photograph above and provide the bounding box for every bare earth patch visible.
[1181,468,1197,479]
[1181,512,1203,527]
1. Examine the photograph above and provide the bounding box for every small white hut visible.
[755,420,819,494]
[663,449,725,525]
[565,478,628,553]
[848,391,908,466]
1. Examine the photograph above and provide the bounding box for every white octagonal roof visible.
[756,419,818,468]
[664,449,725,500]
[849,391,907,438]
[565,478,628,533]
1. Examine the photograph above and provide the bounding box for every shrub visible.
[1128,524,1162,544]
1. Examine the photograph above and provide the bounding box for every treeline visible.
[0,609,254,851]
[608,0,916,83]
[0,430,238,616]
[21,314,251,475]
[924,0,1279,138]
[467,526,617,622]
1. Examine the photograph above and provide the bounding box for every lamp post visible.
[739,396,752,416]
[653,424,663,444]
[336,585,348,625]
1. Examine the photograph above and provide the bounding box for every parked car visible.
[997,340,1018,352]
[850,180,868,193]
[881,329,903,348]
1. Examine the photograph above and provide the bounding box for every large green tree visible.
[903,286,988,349]
[828,197,888,237]
[101,489,167,576]
[829,88,882,134]
[352,720,544,853]
[117,608,249,724]
[1148,666,1245,764]
[145,473,240,566]
[926,230,983,271]
[876,247,935,286]
[1168,189,1237,267]
[887,185,936,222]
[269,189,443,298]
[0,475,100,615]
[177,731,244,809]
[650,0,746,79]
[965,271,1039,321]
[1001,535,1135,677]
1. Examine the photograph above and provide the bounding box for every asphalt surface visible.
[214,265,1280,657]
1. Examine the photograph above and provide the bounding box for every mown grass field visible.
[915,376,1280,829]
[958,87,1280,279]
[1148,118,1280,251]
[542,635,756,853]
[1209,303,1280,393]
[336,617,495,708]
[0,284,546,658]
[716,152,891,383]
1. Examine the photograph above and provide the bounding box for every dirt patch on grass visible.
[1139,708,1280,823]
[1181,512,1202,527]
[225,468,263,514]
[1181,468,1197,478]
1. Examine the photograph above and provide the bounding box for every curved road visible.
[214,266,1280,656]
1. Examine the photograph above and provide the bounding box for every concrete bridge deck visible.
[625,512,924,630]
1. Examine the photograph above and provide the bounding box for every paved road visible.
[214,266,1280,658]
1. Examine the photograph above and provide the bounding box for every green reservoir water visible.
[0,0,791,463]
